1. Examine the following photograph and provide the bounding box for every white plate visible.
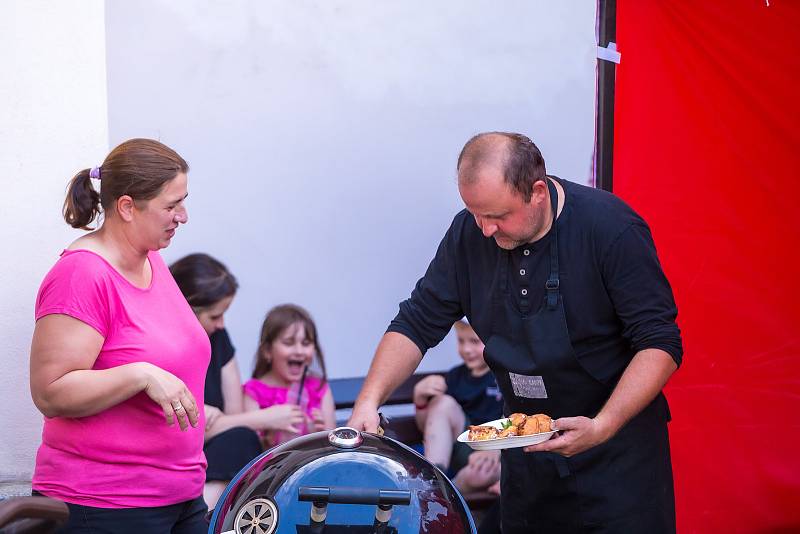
[456,417,557,451]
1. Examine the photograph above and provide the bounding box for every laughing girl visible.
[243,304,336,446]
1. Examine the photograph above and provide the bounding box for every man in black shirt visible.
[349,132,682,533]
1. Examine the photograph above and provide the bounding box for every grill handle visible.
[298,486,411,506]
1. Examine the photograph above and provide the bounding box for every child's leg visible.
[452,451,501,494]
[421,394,466,469]
[415,405,429,432]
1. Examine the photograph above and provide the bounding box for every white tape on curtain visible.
[597,42,621,64]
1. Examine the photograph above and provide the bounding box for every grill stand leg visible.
[310,500,328,526]
[373,503,393,533]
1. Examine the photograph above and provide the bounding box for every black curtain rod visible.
[596,0,617,192]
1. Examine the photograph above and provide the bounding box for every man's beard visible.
[493,235,527,250]
[492,211,546,250]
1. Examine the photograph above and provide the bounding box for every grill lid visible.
[210,428,476,533]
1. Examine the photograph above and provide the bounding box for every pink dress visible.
[243,376,328,444]
[32,250,210,508]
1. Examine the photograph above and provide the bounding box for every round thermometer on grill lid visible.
[328,426,363,449]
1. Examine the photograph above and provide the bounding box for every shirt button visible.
[521,289,528,296]
[519,269,526,276]
[523,249,530,256]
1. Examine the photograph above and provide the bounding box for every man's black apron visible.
[482,179,675,533]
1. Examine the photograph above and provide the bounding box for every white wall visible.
[105,1,597,381]
[0,1,108,494]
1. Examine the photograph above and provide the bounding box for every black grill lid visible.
[209,427,476,534]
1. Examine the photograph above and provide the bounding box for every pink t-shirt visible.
[32,249,210,508]
[243,376,328,443]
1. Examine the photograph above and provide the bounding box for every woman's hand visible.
[204,404,222,431]
[258,404,305,433]
[138,363,199,431]
[412,375,447,407]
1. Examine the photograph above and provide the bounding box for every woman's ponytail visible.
[63,168,101,229]
[62,139,188,231]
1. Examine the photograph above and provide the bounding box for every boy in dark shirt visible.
[413,320,503,493]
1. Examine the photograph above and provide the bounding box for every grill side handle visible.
[298,486,411,506]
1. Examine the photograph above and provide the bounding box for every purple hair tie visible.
[89,166,101,180]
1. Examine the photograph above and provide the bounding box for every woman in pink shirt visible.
[29,139,209,533]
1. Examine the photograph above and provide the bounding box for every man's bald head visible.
[457,132,547,202]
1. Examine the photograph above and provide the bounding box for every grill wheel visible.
[233,497,279,534]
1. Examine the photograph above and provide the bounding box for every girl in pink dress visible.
[243,304,336,447]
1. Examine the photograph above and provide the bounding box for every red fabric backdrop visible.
[614,1,800,532]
